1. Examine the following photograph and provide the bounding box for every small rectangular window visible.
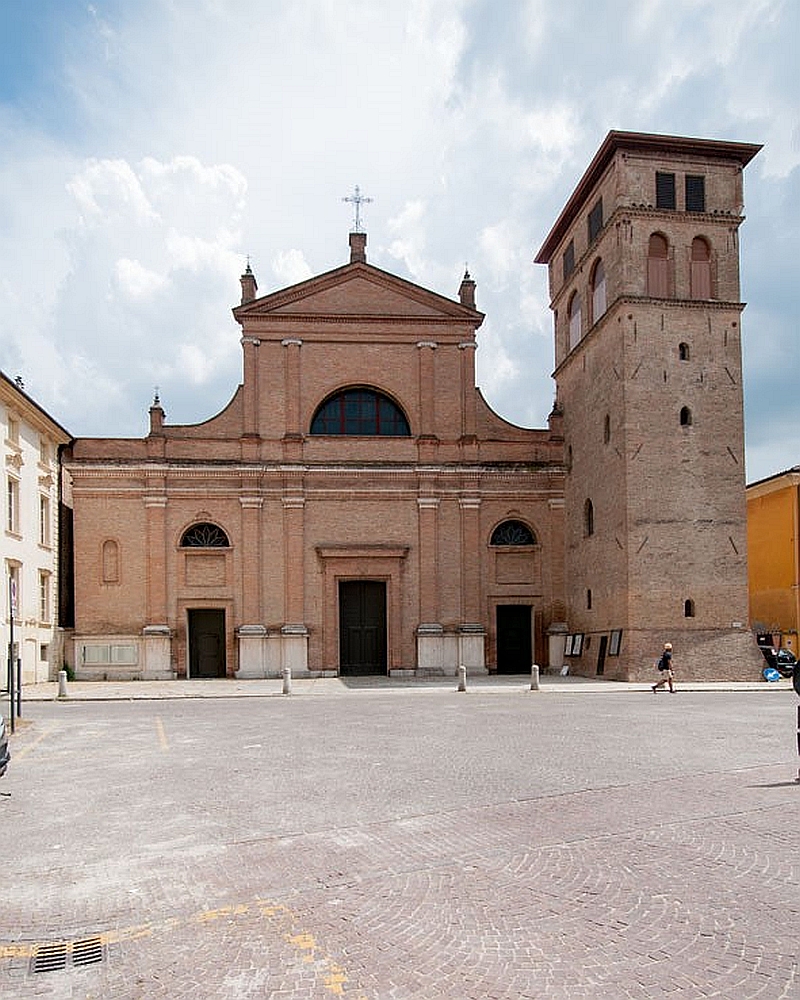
[685,175,706,213]
[562,240,575,280]
[40,495,51,546]
[656,172,676,209]
[6,478,19,534]
[7,416,19,445]
[587,198,603,243]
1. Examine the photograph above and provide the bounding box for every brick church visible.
[65,131,764,682]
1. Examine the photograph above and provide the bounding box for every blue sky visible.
[0,0,797,483]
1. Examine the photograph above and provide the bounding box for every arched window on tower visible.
[679,342,690,361]
[684,598,696,618]
[568,292,582,350]
[680,406,693,427]
[310,387,411,436]
[647,233,670,298]
[590,259,607,325]
[690,237,712,300]
[102,539,119,583]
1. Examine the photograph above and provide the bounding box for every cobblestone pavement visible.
[1,682,798,998]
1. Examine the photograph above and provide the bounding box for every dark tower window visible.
[684,598,696,618]
[685,175,706,213]
[656,171,676,209]
[311,388,410,436]
[562,240,575,280]
[680,406,693,427]
[181,523,230,547]
[586,588,593,610]
[679,342,690,361]
[603,413,610,444]
[588,198,603,244]
[584,499,594,537]
[491,520,536,546]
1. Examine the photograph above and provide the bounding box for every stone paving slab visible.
[1,686,798,998]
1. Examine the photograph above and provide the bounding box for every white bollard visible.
[457,664,467,692]
[58,669,68,698]
[530,663,540,691]
[282,666,292,695]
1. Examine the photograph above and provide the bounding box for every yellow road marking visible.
[8,725,56,760]
[0,899,368,996]
[155,716,169,750]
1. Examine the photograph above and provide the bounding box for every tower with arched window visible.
[535,131,763,680]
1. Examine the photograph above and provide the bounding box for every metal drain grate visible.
[30,936,105,974]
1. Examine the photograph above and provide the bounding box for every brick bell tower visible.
[535,131,763,680]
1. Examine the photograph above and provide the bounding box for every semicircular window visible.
[181,522,230,548]
[310,388,410,436]
[490,520,536,546]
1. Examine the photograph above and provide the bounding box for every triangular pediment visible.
[233,262,483,324]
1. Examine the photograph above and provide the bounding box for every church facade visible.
[65,131,763,682]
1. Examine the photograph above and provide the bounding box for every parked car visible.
[0,714,9,778]
[758,645,796,678]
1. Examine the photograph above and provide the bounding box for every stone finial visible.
[349,231,367,264]
[240,259,258,303]
[459,267,476,309]
[149,391,165,435]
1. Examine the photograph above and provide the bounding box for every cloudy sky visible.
[0,0,797,483]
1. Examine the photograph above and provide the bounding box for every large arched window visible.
[490,520,536,546]
[310,388,410,436]
[590,259,607,325]
[647,233,670,298]
[690,237,712,300]
[568,292,582,350]
[181,523,230,547]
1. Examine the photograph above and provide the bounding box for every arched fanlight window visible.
[647,233,670,298]
[181,523,230,547]
[584,499,594,537]
[590,259,607,325]
[680,406,693,427]
[490,520,536,546]
[310,387,410,436]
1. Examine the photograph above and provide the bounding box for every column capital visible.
[281,338,303,348]
[416,340,438,349]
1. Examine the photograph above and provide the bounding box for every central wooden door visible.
[496,605,532,674]
[339,581,387,676]
[188,609,226,678]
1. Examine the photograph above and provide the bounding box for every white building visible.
[2,372,71,684]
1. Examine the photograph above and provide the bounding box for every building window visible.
[656,171,676,209]
[6,477,19,534]
[39,438,50,465]
[562,240,575,280]
[587,588,593,610]
[39,495,51,546]
[679,342,690,361]
[690,237,712,300]
[685,175,706,213]
[684,598,695,618]
[584,499,594,537]
[603,414,611,444]
[568,292,582,350]
[39,571,51,624]
[40,643,49,661]
[590,259,607,324]
[7,563,21,619]
[587,198,603,244]
[680,406,693,427]
[180,523,230,547]
[647,233,670,298]
[310,388,411,436]
[490,520,536,546]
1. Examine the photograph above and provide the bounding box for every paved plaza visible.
[1,677,798,998]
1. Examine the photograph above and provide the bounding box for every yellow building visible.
[746,467,800,656]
